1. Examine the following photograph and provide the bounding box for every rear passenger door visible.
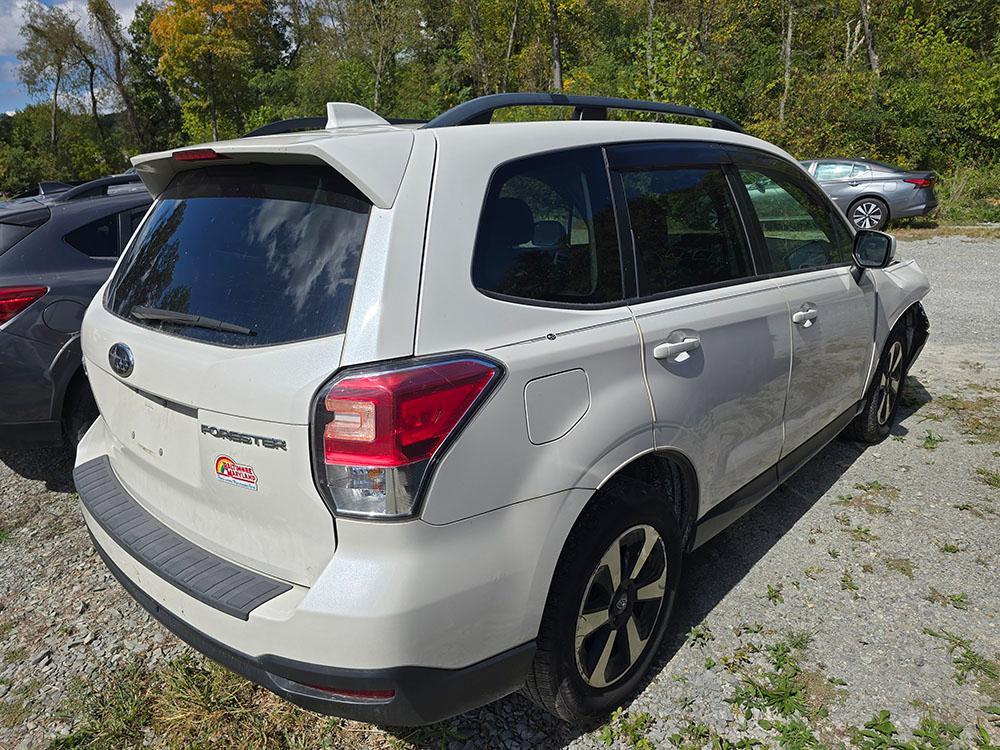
[731,149,876,467]
[608,142,791,514]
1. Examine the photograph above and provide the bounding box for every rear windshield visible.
[106,164,370,347]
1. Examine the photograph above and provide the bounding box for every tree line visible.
[2,0,997,211]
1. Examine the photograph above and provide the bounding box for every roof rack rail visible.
[422,93,745,133]
[57,173,143,202]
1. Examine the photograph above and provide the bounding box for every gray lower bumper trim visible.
[74,456,292,620]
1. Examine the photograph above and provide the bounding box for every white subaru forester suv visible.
[74,94,929,726]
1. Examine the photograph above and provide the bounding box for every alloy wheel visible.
[876,340,904,425]
[853,201,883,230]
[575,524,667,688]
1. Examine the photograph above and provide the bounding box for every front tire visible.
[848,197,889,231]
[847,327,908,443]
[523,480,683,724]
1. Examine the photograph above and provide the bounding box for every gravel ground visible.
[1,236,997,749]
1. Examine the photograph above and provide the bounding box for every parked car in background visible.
[74,94,929,726]
[0,174,151,448]
[800,158,937,231]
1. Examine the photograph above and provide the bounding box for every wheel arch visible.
[848,194,892,222]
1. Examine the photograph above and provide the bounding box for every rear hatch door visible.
[83,161,374,586]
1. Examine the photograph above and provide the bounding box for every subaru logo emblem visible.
[108,343,134,378]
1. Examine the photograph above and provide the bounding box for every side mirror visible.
[853,229,895,269]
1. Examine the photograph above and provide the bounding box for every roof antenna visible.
[325,102,390,129]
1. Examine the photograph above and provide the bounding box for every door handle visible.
[653,336,701,360]
[849,181,861,187]
[792,306,819,326]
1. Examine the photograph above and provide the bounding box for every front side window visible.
[107,164,370,347]
[740,169,852,272]
[619,168,752,296]
[472,147,622,305]
[814,162,853,181]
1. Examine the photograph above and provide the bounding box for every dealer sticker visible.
[215,455,258,491]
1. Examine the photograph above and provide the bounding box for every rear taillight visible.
[312,356,502,518]
[903,177,934,189]
[0,286,47,325]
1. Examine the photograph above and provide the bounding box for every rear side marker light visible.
[172,148,228,162]
[0,286,47,325]
[312,356,502,518]
[903,177,934,188]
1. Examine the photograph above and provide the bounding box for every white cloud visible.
[0,0,140,57]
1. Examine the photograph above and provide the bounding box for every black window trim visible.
[469,139,860,312]
[605,140,766,305]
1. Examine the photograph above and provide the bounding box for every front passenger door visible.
[734,152,876,465]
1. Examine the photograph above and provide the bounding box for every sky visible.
[0,0,139,114]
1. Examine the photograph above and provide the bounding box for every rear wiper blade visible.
[131,306,255,336]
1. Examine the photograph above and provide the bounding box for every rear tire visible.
[847,326,908,444]
[64,378,98,448]
[522,479,683,724]
[848,197,889,231]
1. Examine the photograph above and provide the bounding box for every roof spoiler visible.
[241,103,421,138]
[57,173,144,202]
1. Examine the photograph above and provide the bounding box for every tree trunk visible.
[779,1,793,123]
[502,0,519,92]
[647,0,655,97]
[207,55,218,141]
[87,62,105,143]
[859,0,880,77]
[50,66,61,148]
[547,0,562,92]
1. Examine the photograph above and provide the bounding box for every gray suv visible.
[0,174,150,447]
[801,158,938,230]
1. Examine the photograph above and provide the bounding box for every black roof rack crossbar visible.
[422,93,745,133]
[57,173,142,202]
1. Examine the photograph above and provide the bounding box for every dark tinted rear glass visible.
[66,213,119,257]
[106,164,371,347]
[471,147,623,305]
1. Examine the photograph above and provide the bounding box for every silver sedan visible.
[801,158,938,231]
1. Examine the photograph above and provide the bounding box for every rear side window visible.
[66,213,120,258]
[619,168,752,296]
[472,147,623,305]
[107,164,370,347]
[814,162,852,181]
[740,169,852,272]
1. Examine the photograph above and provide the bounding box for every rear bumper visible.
[893,198,938,219]
[92,537,534,725]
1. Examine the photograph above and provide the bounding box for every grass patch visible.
[841,571,859,592]
[923,628,999,686]
[976,467,1000,489]
[4,646,26,663]
[766,584,784,605]
[51,654,362,749]
[885,557,915,579]
[941,542,961,554]
[0,679,41,728]
[599,707,656,749]
[921,431,946,450]
[931,393,1000,444]
[833,482,898,515]
[926,588,969,610]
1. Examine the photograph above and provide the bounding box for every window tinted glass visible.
[66,213,119,258]
[740,169,852,272]
[814,162,852,180]
[621,168,752,296]
[849,163,870,178]
[472,147,622,304]
[107,164,370,348]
